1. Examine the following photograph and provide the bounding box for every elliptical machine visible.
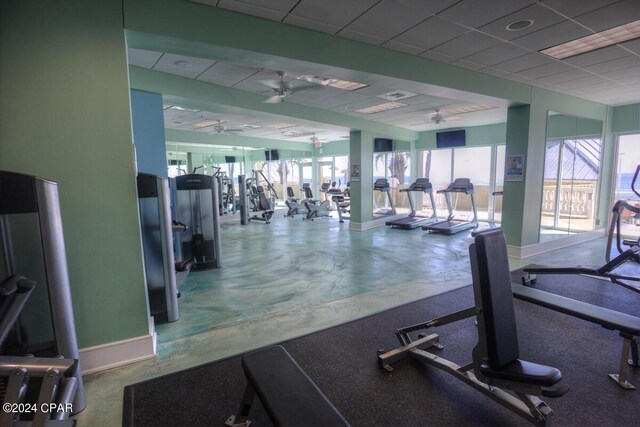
[606,165,640,263]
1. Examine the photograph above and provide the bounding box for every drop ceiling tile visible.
[219,0,299,13]
[481,66,511,77]
[217,0,291,21]
[431,30,502,59]
[539,0,620,18]
[558,75,613,89]
[437,0,535,29]
[616,75,640,85]
[621,38,640,55]
[381,40,426,55]
[563,45,630,67]
[585,55,640,74]
[505,73,534,83]
[337,29,387,46]
[518,22,594,55]
[493,52,553,73]
[282,15,342,34]
[452,59,485,71]
[572,0,640,32]
[344,0,433,41]
[535,68,593,84]
[389,0,460,15]
[480,4,565,42]
[419,50,457,63]
[289,0,379,29]
[464,43,530,66]
[516,60,576,78]
[197,62,261,86]
[601,66,640,80]
[153,53,216,78]
[128,48,163,69]
[392,16,469,51]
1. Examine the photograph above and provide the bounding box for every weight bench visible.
[377,230,564,425]
[226,345,350,427]
[512,283,640,389]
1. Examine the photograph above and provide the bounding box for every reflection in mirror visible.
[539,112,603,242]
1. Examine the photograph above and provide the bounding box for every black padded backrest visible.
[321,182,331,191]
[304,187,314,199]
[470,230,519,369]
[287,187,295,198]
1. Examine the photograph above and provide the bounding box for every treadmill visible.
[422,178,478,235]
[373,178,396,216]
[386,178,438,229]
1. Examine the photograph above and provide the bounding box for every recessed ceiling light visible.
[506,20,534,31]
[540,19,640,59]
[354,102,408,114]
[174,60,193,67]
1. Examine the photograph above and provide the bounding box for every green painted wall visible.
[349,131,374,223]
[612,104,640,133]
[0,0,150,347]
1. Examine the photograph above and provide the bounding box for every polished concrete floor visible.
[74,212,629,426]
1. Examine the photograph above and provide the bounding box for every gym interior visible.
[2,0,640,425]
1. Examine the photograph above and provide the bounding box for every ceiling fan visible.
[259,71,321,104]
[429,108,461,124]
[210,120,244,134]
[310,133,324,148]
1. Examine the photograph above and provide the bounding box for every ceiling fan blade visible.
[258,79,284,90]
[225,128,244,133]
[264,95,284,104]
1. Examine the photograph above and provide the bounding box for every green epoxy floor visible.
[75,212,628,426]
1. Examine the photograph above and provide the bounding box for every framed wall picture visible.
[505,155,525,181]
[350,164,361,182]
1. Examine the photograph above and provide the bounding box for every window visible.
[613,133,640,237]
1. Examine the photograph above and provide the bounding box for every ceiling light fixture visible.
[297,75,368,91]
[174,60,193,67]
[354,101,408,114]
[268,123,297,129]
[540,19,640,59]
[192,119,222,128]
[506,19,534,31]
[443,104,496,115]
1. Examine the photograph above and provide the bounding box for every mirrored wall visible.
[539,112,604,242]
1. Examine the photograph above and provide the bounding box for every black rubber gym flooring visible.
[123,270,640,426]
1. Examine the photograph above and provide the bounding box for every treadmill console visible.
[374,178,389,190]
[447,178,474,193]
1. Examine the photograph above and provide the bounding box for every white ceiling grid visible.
[132,0,640,143]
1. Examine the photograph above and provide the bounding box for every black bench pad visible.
[480,359,561,386]
[512,284,640,336]
[242,345,350,427]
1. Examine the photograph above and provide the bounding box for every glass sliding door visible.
[540,112,603,242]
[373,151,411,214]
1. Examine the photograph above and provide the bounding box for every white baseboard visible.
[349,215,403,231]
[79,334,156,375]
[507,228,605,259]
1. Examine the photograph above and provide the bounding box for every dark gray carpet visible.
[123,270,640,426]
